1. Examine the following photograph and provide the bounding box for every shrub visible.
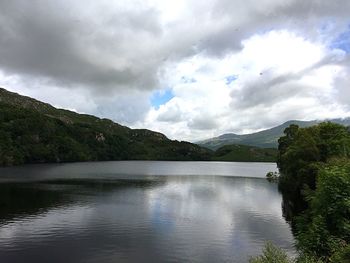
[249,242,293,263]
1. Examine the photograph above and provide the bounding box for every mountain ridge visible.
[2,87,346,165]
[196,118,350,150]
[0,87,212,165]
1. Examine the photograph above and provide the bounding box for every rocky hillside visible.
[0,88,212,165]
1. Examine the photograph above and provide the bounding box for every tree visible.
[296,160,350,259]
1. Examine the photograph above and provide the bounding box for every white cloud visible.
[0,1,350,141]
[140,30,350,141]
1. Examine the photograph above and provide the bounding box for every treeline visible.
[0,102,212,165]
[212,144,277,162]
[0,100,276,166]
[267,122,350,262]
[0,87,278,166]
[0,103,277,166]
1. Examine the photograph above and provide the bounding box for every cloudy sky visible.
[0,0,350,141]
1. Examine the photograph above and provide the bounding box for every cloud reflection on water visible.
[0,162,294,263]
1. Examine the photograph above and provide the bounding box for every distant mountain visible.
[3,87,340,165]
[212,144,277,162]
[197,118,350,150]
[0,88,212,166]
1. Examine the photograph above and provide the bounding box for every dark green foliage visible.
[253,150,349,262]
[296,161,350,259]
[329,245,350,263]
[0,88,212,165]
[277,122,350,218]
[0,88,281,165]
[213,144,277,162]
[277,121,350,261]
[249,242,293,263]
[266,171,279,182]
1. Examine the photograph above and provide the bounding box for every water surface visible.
[0,161,294,262]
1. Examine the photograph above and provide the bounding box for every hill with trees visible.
[212,144,277,162]
[274,122,350,262]
[197,118,350,150]
[0,88,212,165]
[0,88,278,166]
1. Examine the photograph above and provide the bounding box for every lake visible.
[0,161,295,262]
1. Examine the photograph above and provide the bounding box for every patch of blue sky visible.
[151,88,174,109]
[319,19,336,33]
[225,75,237,85]
[330,25,350,53]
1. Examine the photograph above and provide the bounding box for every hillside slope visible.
[0,88,212,165]
[197,118,350,150]
[212,144,277,162]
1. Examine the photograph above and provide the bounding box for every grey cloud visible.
[225,54,350,134]
[230,71,305,111]
[232,80,304,110]
[1,0,350,94]
[1,0,350,138]
[156,105,183,123]
[188,116,219,130]
[230,54,346,110]
[333,58,350,110]
[226,104,311,135]
[0,1,162,94]
[196,0,350,56]
[335,76,350,110]
[94,92,151,125]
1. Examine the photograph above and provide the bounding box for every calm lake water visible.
[0,161,295,263]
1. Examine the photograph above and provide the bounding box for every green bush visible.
[276,122,350,261]
[249,242,293,263]
[296,160,350,259]
[329,245,350,263]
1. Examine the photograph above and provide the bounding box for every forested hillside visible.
[212,144,277,162]
[276,122,350,262]
[0,88,212,165]
[0,88,278,166]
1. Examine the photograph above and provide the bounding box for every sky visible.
[0,0,350,141]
